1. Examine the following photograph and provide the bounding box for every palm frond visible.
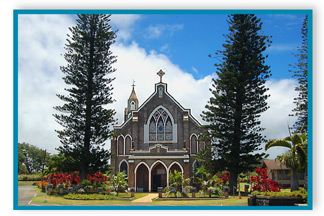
[265,139,292,151]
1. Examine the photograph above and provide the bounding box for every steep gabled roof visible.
[114,82,203,130]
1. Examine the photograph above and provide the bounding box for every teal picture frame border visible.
[13,9,313,210]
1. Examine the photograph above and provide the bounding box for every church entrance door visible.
[151,163,167,192]
[136,164,149,192]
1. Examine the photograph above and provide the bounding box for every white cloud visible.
[18,15,300,161]
[267,43,298,52]
[110,14,141,41]
[145,24,184,39]
[260,78,299,158]
[192,66,198,74]
[267,14,299,20]
[160,44,170,53]
[18,15,75,153]
[111,42,215,127]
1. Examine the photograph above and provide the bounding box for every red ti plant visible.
[44,172,80,188]
[250,168,281,192]
[219,171,230,185]
[87,173,109,185]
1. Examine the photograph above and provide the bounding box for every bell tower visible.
[124,80,139,121]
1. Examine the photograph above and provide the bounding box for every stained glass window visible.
[148,107,173,141]
[149,118,156,141]
[165,117,172,141]
[157,118,164,141]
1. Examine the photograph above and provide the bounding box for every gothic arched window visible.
[149,107,173,141]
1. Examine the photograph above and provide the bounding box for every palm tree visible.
[265,128,307,191]
[168,170,191,197]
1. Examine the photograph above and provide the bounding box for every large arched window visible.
[149,107,173,141]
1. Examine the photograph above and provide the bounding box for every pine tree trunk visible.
[81,163,88,182]
[229,171,238,194]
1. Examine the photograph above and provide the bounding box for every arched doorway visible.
[151,162,167,192]
[136,163,149,192]
[169,162,183,175]
[119,160,128,176]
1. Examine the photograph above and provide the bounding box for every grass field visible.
[30,187,248,206]
[152,196,248,206]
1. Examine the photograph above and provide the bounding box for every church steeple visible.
[124,80,139,121]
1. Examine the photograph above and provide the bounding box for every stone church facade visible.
[110,70,206,192]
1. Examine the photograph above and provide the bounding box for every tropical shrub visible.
[164,170,191,198]
[250,168,281,192]
[201,173,224,197]
[37,181,49,192]
[108,172,128,196]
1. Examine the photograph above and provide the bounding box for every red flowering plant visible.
[250,168,281,192]
[87,173,109,188]
[41,172,80,189]
[219,172,230,185]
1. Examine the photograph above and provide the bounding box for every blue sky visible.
[109,13,306,80]
[17,11,310,159]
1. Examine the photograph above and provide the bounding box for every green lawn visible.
[30,188,248,206]
[153,196,248,206]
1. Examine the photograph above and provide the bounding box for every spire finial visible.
[132,79,135,89]
[157,69,165,83]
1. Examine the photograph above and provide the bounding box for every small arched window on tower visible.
[130,101,135,111]
[149,107,173,141]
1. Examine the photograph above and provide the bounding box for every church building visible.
[110,70,206,192]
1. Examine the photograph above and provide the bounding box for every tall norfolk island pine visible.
[201,14,272,191]
[290,15,308,133]
[54,14,117,181]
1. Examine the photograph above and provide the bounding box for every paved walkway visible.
[18,186,40,206]
[131,193,158,203]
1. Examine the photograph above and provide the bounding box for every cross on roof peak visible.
[132,79,135,89]
[157,69,165,83]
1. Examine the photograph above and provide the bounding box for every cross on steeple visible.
[157,69,165,83]
[132,79,135,89]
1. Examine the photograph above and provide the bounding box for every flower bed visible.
[64,193,130,200]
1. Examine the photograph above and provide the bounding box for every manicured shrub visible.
[251,187,307,201]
